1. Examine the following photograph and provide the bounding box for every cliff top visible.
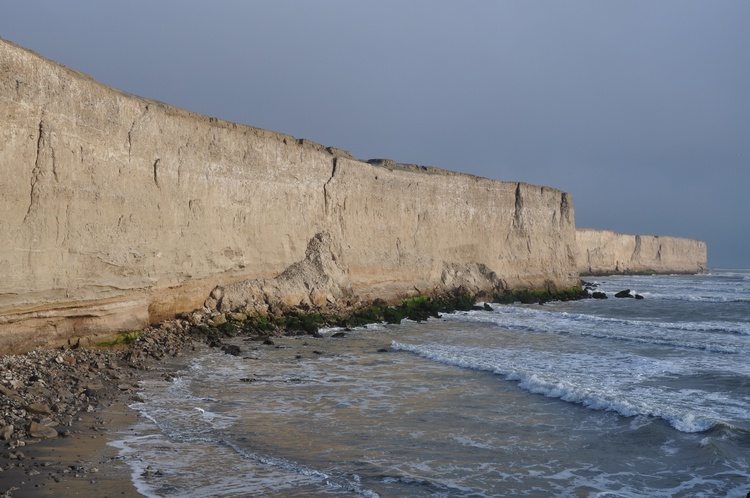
[2,36,565,194]
[577,228,706,245]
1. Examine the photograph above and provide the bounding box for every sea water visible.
[112,270,750,497]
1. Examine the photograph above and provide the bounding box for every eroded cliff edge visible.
[0,38,580,353]
[576,229,707,275]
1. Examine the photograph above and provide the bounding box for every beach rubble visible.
[1,325,195,452]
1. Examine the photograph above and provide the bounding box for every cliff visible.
[576,229,707,275]
[0,38,580,353]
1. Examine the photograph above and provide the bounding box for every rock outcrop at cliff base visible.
[0,37,580,353]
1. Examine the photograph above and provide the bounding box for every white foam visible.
[320,322,388,335]
[588,272,750,303]
[121,401,381,497]
[391,341,739,433]
[110,430,336,498]
[439,306,750,354]
[112,275,750,496]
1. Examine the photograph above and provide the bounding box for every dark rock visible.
[635,294,644,300]
[262,339,275,346]
[483,303,494,311]
[614,290,634,298]
[331,331,347,338]
[221,344,241,356]
[592,292,608,299]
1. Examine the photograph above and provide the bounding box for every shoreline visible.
[0,324,199,497]
[1,289,588,496]
[0,392,142,497]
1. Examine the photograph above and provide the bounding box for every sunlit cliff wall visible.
[576,229,707,275]
[0,38,579,352]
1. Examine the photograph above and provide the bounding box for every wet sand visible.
[1,386,143,497]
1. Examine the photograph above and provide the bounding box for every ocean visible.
[112,270,750,497]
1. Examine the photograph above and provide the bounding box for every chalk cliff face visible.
[576,229,707,275]
[0,38,580,352]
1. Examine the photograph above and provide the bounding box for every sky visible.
[2,1,748,268]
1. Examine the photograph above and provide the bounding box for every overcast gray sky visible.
[2,1,748,268]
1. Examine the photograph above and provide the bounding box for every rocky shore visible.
[0,320,198,497]
[1,288,596,496]
[0,303,359,496]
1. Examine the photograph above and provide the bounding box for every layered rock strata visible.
[576,229,707,275]
[0,38,580,353]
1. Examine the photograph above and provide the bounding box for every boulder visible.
[26,402,53,415]
[0,385,20,398]
[0,424,13,440]
[27,421,58,439]
[614,290,634,298]
[591,291,608,299]
[221,344,241,356]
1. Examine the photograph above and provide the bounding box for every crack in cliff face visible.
[50,139,58,183]
[177,140,191,187]
[413,211,427,243]
[23,120,46,223]
[631,235,642,262]
[560,193,571,224]
[127,105,150,166]
[512,183,525,231]
[153,159,161,188]
[323,157,338,216]
[127,121,135,164]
